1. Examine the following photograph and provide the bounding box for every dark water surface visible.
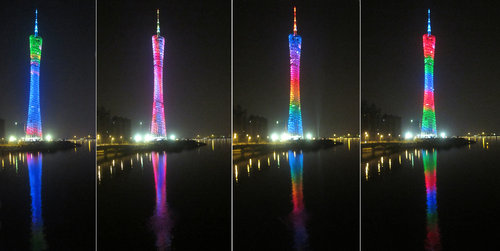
[98,139,230,250]
[0,140,95,250]
[362,137,500,250]
[234,139,359,250]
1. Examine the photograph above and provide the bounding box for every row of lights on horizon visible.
[233,132,357,143]
[4,134,93,143]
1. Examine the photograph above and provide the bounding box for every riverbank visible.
[0,140,81,154]
[233,139,342,162]
[97,139,206,161]
[362,137,475,161]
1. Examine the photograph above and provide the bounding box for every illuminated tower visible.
[151,9,167,138]
[26,10,43,140]
[287,6,303,138]
[421,9,437,137]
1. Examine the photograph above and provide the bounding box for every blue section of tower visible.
[287,33,303,137]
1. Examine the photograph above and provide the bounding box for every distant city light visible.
[440,132,446,138]
[8,135,17,142]
[144,134,153,142]
[169,134,176,140]
[45,134,52,142]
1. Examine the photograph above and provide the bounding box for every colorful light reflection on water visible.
[150,151,172,250]
[27,152,47,250]
[288,150,308,250]
[423,150,441,251]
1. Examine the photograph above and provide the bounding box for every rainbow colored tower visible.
[151,9,167,138]
[287,7,303,138]
[26,10,43,140]
[421,9,437,137]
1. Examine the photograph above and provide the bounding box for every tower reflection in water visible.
[422,150,441,251]
[27,153,47,250]
[150,152,172,250]
[288,150,308,250]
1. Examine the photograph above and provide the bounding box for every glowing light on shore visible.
[280,132,291,142]
[134,134,143,142]
[271,133,279,142]
[144,134,153,142]
[8,135,17,142]
[305,133,312,140]
[405,132,414,140]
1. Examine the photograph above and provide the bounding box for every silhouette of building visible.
[0,119,5,141]
[233,105,268,142]
[97,106,112,142]
[380,114,401,138]
[362,101,401,140]
[248,115,268,141]
[111,116,131,143]
[234,105,247,137]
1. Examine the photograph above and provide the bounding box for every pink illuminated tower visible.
[151,9,167,138]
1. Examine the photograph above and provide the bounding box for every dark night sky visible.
[0,0,95,138]
[362,0,500,135]
[235,0,359,137]
[98,0,230,138]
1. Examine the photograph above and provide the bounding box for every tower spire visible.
[34,9,38,36]
[293,6,297,35]
[156,9,160,35]
[427,9,431,35]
